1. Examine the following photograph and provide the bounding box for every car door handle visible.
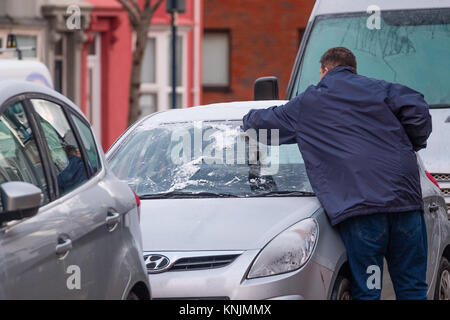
[429,203,440,213]
[106,212,120,232]
[56,236,72,259]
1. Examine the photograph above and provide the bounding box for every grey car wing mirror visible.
[254,76,279,101]
[0,181,42,224]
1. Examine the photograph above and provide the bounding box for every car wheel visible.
[434,257,450,300]
[126,291,140,300]
[331,275,352,300]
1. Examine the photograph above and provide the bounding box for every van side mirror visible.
[0,182,42,224]
[254,76,279,101]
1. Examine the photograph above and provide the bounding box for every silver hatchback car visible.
[419,106,450,215]
[107,101,450,300]
[0,81,150,299]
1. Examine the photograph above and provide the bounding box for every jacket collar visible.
[318,65,356,86]
[324,65,356,77]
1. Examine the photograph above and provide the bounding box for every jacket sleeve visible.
[386,83,432,151]
[242,94,303,145]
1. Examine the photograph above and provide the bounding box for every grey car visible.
[0,81,150,299]
[107,100,450,300]
[418,106,450,215]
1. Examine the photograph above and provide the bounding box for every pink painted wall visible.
[84,1,133,151]
[84,0,199,151]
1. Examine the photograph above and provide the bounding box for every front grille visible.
[442,188,450,196]
[432,173,450,182]
[170,254,240,271]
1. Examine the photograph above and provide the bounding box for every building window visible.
[139,93,157,116]
[14,35,37,58]
[168,35,183,87]
[86,33,102,142]
[139,30,187,117]
[0,29,42,60]
[54,37,67,94]
[202,30,230,90]
[141,38,156,84]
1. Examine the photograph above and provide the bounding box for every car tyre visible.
[434,257,450,300]
[126,291,140,300]
[331,275,352,300]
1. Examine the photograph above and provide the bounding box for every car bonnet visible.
[139,196,321,251]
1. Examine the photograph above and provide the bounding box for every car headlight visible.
[247,218,318,279]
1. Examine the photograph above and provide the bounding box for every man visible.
[57,145,87,195]
[242,47,432,300]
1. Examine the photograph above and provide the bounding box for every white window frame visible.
[0,28,44,60]
[138,27,188,112]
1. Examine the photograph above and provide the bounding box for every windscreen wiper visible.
[139,191,239,199]
[429,104,450,109]
[251,190,315,197]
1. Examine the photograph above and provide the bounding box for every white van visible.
[0,59,53,89]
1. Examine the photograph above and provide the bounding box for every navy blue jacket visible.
[243,66,432,225]
[57,155,87,195]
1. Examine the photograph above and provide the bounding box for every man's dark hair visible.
[63,144,78,155]
[320,47,357,72]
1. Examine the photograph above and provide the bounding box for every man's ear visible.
[320,66,329,79]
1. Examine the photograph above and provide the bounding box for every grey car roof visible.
[311,0,450,18]
[140,100,288,125]
[0,80,87,121]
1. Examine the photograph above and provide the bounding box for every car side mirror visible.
[254,76,279,101]
[0,182,42,224]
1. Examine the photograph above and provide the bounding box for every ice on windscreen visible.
[127,176,157,194]
[207,123,241,148]
[163,124,244,192]
[165,156,212,192]
[224,176,241,186]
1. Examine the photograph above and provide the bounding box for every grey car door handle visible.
[106,212,120,231]
[429,203,440,213]
[56,237,72,258]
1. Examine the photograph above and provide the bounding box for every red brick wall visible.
[202,0,315,105]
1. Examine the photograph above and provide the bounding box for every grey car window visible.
[31,99,88,196]
[109,121,313,197]
[71,114,100,175]
[0,102,49,211]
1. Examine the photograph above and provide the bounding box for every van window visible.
[292,8,450,106]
